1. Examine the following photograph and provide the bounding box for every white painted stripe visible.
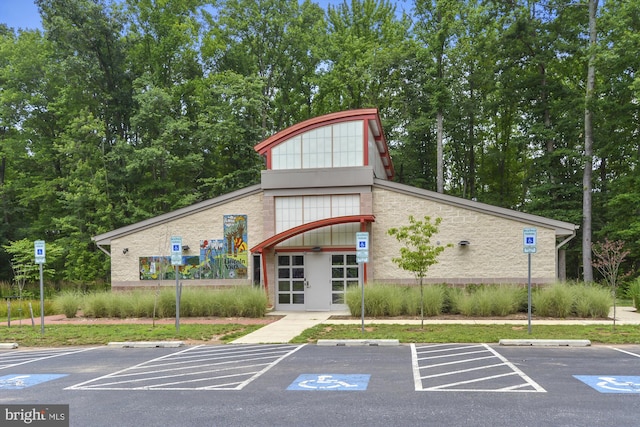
[419,355,496,369]
[423,371,518,390]
[421,363,506,380]
[115,354,291,377]
[415,344,483,354]
[410,344,423,391]
[418,349,490,361]
[609,347,640,358]
[234,344,306,390]
[482,344,546,392]
[97,362,272,386]
[0,347,98,370]
[66,345,204,390]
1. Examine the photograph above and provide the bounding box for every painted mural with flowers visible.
[139,214,248,280]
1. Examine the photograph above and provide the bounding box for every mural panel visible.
[138,214,248,280]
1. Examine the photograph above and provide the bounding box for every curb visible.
[107,341,185,348]
[0,343,18,349]
[317,339,399,346]
[499,339,591,347]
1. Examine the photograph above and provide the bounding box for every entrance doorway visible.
[275,253,358,311]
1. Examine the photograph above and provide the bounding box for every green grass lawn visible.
[2,322,639,347]
[291,323,640,345]
[0,324,264,347]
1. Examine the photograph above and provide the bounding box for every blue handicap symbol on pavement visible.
[287,374,370,391]
[574,375,640,394]
[0,374,67,390]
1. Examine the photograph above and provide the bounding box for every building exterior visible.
[93,109,578,311]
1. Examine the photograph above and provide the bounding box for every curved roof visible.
[250,214,375,254]
[254,108,394,179]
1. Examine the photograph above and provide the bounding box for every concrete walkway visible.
[230,306,640,344]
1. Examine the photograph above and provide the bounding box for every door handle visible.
[305,279,310,288]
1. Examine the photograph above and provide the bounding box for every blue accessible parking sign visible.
[287,374,370,391]
[574,375,640,393]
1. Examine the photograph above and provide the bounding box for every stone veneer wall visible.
[370,187,557,284]
[110,192,264,289]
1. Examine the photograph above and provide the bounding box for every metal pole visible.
[175,265,180,333]
[39,263,45,335]
[360,263,365,333]
[527,253,532,334]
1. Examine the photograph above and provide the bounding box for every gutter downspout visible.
[556,228,578,280]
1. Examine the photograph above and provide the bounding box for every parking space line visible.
[0,347,98,370]
[425,371,518,391]
[609,347,640,358]
[483,344,546,392]
[411,344,546,393]
[420,363,506,380]
[66,344,306,391]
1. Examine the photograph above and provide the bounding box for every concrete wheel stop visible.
[107,341,185,348]
[499,339,591,347]
[317,339,399,346]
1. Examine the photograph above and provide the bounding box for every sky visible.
[0,0,42,31]
[0,1,412,32]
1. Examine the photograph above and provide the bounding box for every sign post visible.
[34,240,46,335]
[523,228,537,334]
[170,236,183,333]
[356,232,369,332]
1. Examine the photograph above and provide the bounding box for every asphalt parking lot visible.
[1,343,639,427]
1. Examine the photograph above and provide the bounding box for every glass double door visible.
[276,253,358,311]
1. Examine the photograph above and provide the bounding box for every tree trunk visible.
[437,110,444,193]
[582,0,597,283]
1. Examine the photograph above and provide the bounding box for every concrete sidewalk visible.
[230,306,640,344]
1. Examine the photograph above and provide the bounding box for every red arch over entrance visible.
[250,214,375,293]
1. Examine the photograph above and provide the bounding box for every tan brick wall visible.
[371,187,557,284]
[110,192,264,285]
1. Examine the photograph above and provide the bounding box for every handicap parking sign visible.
[287,374,370,391]
[574,375,640,394]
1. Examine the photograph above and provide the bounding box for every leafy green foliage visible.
[1,0,640,286]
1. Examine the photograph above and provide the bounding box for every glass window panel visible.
[292,256,304,266]
[346,254,357,265]
[332,294,344,304]
[292,281,305,292]
[292,294,305,304]
[278,256,290,266]
[278,269,290,279]
[332,281,344,292]
[279,294,290,304]
[347,281,359,288]
[332,255,344,265]
[347,267,359,278]
[292,268,304,279]
[278,281,290,292]
[332,267,343,279]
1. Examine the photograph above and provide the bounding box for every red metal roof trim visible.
[253,108,394,179]
[254,109,379,155]
[250,214,375,254]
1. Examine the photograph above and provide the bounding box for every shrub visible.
[83,293,110,318]
[573,284,610,318]
[533,283,574,318]
[53,292,81,318]
[627,279,640,310]
[422,285,446,316]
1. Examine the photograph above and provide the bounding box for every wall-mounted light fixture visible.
[122,248,129,254]
[311,246,322,252]
[183,245,190,252]
[458,240,470,247]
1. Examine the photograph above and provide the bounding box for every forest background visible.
[0,0,639,288]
